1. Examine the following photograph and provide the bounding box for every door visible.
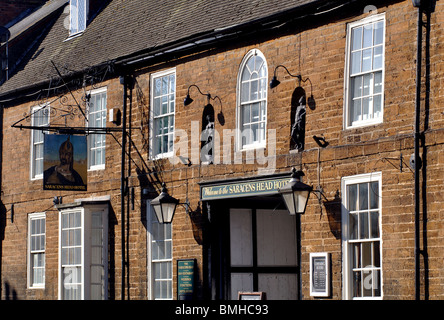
[229,208,298,299]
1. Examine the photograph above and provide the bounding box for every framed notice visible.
[177,259,196,300]
[310,252,330,297]
[238,292,266,300]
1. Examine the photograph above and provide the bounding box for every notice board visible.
[310,252,330,297]
[177,259,196,300]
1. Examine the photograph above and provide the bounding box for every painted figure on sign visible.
[44,137,85,187]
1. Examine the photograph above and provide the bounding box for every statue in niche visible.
[290,89,306,151]
[201,104,214,164]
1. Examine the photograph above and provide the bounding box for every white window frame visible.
[341,172,383,300]
[58,203,108,300]
[30,104,50,180]
[69,0,88,37]
[149,68,176,160]
[344,13,385,129]
[27,212,46,289]
[87,86,107,171]
[236,49,268,151]
[146,200,173,300]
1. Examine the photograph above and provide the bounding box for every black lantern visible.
[151,183,179,223]
[278,168,313,215]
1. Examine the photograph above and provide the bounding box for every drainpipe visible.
[120,75,128,300]
[414,5,422,301]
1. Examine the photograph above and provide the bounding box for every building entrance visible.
[228,208,298,299]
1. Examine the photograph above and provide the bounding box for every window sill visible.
[64,31,84,42]
[28,285,45,290]
[345,118,383,131]
[88,165,105,172]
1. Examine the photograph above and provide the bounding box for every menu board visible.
[310,253,330,297]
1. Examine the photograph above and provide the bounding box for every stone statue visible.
[291,95,306,150]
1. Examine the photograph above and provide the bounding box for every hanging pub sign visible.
[43,134,87,191]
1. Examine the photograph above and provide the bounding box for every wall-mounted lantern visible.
[151,183,192,223]
[151,183,179,224]
[278,168,313,215]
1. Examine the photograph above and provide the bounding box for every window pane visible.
[353,271,362,297]
[363,270,373,297]
[373,270,381,296]
[352,27,362,50]
[352,76,362,98]
[351,51,361,74]
[251,103,259,121]
[362,97,371,120]
[370,181,379,209]
[351,99,361,124]
[371,211,380,238]
[78,0,85,31]
[162,76,168,95]
[363,24,373,48]
[348,185,357,211]
[373,45,383,69]
[363,74,371,96]
[360,212,369,239]
[154,97,160,116]
[169,74,175,93]
[161,95,168,114]
[242,105,250,125]
[359,183,369,210]
[374,21,384,45]
[352,243,360,268]
[241,82,249,102]
[374,72,382,94]
[362,242,372,267]
[250,79,259,101]
[251,123,258,142]
[362,48,372,72]
[374,241,381,267]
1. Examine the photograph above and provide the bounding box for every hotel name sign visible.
[201,176,290,201]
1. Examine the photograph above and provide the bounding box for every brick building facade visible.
[0,0,443,301]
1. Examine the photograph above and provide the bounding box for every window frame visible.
[146,200,173,300]
[69,0,88,37]
[149,68,176,160]
[27,212,46,289]
[87,86,107,171]
[344,13,386,129]
[58,203,108,300]
[341,172,383,300]
[30,104,50,180]
[236,49,268,151]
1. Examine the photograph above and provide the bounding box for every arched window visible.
[237,50,268,150]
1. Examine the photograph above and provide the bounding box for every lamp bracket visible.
[179,199,191,215]
[312,186,328,209]
[184,84,221,106]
